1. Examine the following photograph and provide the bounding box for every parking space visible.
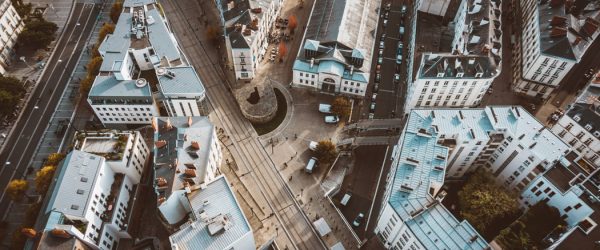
[332,145,389,239]
[361,1,411,120]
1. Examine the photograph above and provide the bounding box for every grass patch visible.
[253,88,287,135]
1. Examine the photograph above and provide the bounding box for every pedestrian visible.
[289,175,292,181]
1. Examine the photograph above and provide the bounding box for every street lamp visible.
[20,56,34,70]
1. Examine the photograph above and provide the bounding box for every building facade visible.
[511,0,600,99]
[217,0,283,82]
[291,0,379,97]
[0,0,24,75]
[88,0,206,126]
[35,131,150,250]
[405,0,502,110]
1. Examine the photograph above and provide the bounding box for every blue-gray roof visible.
[318,60,344,76]
[146,8,181,62]
[89,76,151,97]
[158,66,206,96]
[98,13,132,54]
[123,0,155,7]
[292,60,319,73]
[169,176,252,250]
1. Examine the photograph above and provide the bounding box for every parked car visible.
[375,73,381,82]
[372,93,377,102]
[318,103,332,114]
[394,73,400,82]
[305,157,318,173]
[373,83,379,93]
[401,4,407,15]
[399,26,405,36]
[380,33,386,41]
[385,2,391,11]
[353,213,365,227]
[340,192,352,206]
[324,115,339,124]
[370,102,376,112]
[379,41,385,49]
[383,19,388,27]
[378,49,383,57]
[378,57,383,65]
[309,141,318,151]
[384,11,389,19]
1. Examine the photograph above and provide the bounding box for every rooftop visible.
[88,76,152,98]
[414,0,502,80]
[153,117,216,202]
[169,176,252,250]
[565,82,600,139]
[219,0,276,50]
[537,0,600,61]
[295,0,379,74]
[157,66,206,96]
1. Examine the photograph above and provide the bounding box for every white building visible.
[405,0,502,109]
[217,0,283,82]
[511,0,600,99]
[151,116,222,224]
[552,75,600,168]
[291,0,379,97]
[375,108,489,249]
[0,0,24,75]
[168,175,255,250]
[88,0,206,126]
[35,131,150,250]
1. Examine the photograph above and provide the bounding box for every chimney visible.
[165,118,173,130]
[310,58,314,68]
[191,141,200,150]
[187,116,193,127]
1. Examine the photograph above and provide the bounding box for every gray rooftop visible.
[146,7,181,62]
[295,0,379,74]
[565,81,600,138]
[88,75,152,97]
[158,66,206,96]
[123,0,155,7]
[45,151,104,219]
[153,117,216,201]
[169,176,252,250]
[537,0,600,61]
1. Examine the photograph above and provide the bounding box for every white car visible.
[353,213,364,227]
[324,115,339,124]
[309,141,318,151]
[379,41,385,49]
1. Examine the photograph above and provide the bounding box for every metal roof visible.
[123,0,155,7]
[158,66,206,96]
[88,76,152,97]
[168,176,252,250]
[153,117,216,200]
[146,7,181,62]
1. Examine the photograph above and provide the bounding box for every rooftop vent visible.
[135,78,148,88]
[164,71,176,79]
[156,67,167,76]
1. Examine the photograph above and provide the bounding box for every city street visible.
[361,0,411,120]
[0,3,99,219]
[161,0,330,249]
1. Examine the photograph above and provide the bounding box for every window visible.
[574,203,582,209]
[564,206,572,212]
[76,189,84,195]
[71,205,79,210]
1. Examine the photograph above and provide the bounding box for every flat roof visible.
[158,66,206,96]
[88,76,152,97]
[169,176,252,250]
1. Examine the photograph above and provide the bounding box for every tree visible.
[6,179,28,202]
[0,76,25,116]
[288,15,298,34]
[315,140,337,166]
[79,76,95,96]
[278,42,287,62]
[458,169,519,234]
[331,97,351,118]
[495,202,565,249]
[98,23,116,42]
[35,165,57,194]
[45,153,65,166]
[86,56,103,77]
[11,0,32,17]
[110,1,123,24]
[206,26,219,45]
[17,18,58,50]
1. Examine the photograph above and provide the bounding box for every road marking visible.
[364,145,390,232]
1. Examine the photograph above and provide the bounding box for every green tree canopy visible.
[18,18,58,50]
[496,202,565,249]
[458,169,519,234]
[315,140,337,166]
[331,96,351,118]
[0,76,25,116]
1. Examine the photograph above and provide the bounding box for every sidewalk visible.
[0,1,111,247]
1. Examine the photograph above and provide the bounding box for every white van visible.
[305,157,318,173]
[319,104,332,114]
[340,192,352,206]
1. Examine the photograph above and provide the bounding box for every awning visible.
[313,217,332,236]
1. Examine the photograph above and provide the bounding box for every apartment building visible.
[88,0,206,126]
[168,175,255,250]
[552,75,600,168]
[151,116,222,225]
[511,0,600,99]
[375,106,571,249]
[405,0,502,110]
[35,131,150,250]
[291,0,380,97]
[0,0,24,75]
[375,108,489,249]
[217,0,283,82]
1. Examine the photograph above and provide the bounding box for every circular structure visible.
[135,78,148,88]
[156,67,166,76]
[235,81,278,125]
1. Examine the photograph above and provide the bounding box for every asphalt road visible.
[0,3,99,218]
[364,0,411,119]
